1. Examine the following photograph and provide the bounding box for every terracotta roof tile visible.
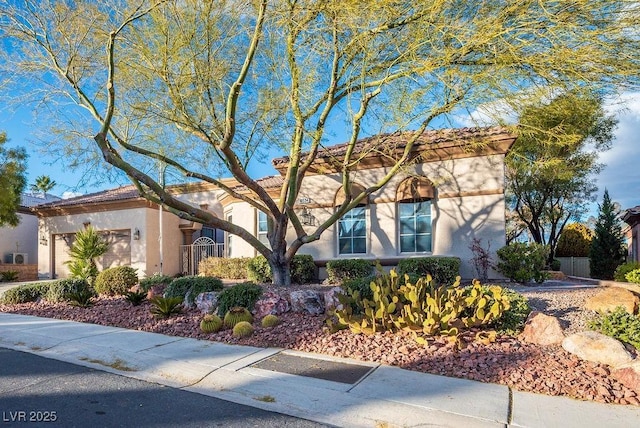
[35,185,141,209]
[272,126,513,166]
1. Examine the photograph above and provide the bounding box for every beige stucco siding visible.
[224,203,259,258]
[0,213,38,267]
[38,208,149,279]
[144,208,183,276]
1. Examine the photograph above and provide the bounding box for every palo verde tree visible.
[1,1,639,285]
[506,89,617,263]
[589,190,627,280]
[0,131,27,227]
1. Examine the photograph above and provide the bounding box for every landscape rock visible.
[147,284,167,299]
[519,311,565,346]
[323,286,345,312]
[585,287,638,315]
[195,292,219,314]
[562,331,634,367]
[612,361,640,393]
[253,292,290,318]
[290,289,325,315]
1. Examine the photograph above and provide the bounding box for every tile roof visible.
[272,126,514,166]
[34,185,141,209]
[623,205,640,224]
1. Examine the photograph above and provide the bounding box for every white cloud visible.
[61,191,83,199]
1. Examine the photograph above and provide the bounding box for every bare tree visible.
[1,0,638,284]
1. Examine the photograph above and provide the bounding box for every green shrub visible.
[94,266,139,296]
[614,262,640,282]
[139,273,174,292]
[217,282,263,316]
[550,259,561,271]
[199,257,250,279]
[2,282,52,305]
[164,276,224,305]
[149,296,183,318]
[247,255,317,284]
[326,259,373,284]
[331,271,510,346]
[291,255,317,284]
[589,307,640,350]
[626,269,640,284]
[342,275,377,301]
[0,271,19,282]
[45,278,94,303]
[247,256,272,283]
[397,257,460,286]
[495,243,549,283]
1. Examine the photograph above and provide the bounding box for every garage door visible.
[53,229,132,278]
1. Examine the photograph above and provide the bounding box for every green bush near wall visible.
[45,278,94,303]
[397,257,460,286]
[164,276,224,305]
[247,255,317,284]
[94,266,139,296]
[199,257,251,279]
[2,282,52,304]
[216,281,263,316]
[326,259,373,284]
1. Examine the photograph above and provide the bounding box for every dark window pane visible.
[416,234,432,252]
[400,235,415,253]
[416,216,431,234]
[339,238,352,254]
[353,238,367,253]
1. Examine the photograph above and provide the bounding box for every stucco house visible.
[34,126,516,281]
[0,192,60,280]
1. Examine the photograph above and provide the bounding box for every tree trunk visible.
[269,248,292,287]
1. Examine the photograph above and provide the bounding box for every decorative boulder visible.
[519,311,565,346]
[290,289,325,315]
[147,284,167,300]
[612,361,640,393]
[562,331,633,367]
[585,287,638,315]
[253,292,290,318]
[195,292,219,314]
[323,286,345,312]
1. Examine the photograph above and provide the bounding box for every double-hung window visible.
[257,210,270,248]
[338,206,367,254]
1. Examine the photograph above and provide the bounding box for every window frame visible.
[397,199,433,254]
[336,205,368,256]
[256,210,270,248]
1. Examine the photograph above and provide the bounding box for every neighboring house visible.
[0,192,60,280]
[622,205,640,262]
[34,126,516,280]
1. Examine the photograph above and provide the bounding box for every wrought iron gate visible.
[180,237,225,276]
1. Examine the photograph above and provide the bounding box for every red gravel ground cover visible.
[1,297,638,406]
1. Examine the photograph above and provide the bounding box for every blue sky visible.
[2,91,639,219]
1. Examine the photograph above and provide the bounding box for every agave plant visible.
[149,296,183,318]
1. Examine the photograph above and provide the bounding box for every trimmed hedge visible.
[326,259,373,284]
[45,278,94,303]
[94,266,139,296]
[217,282,263,316]
[397,257,460,286]
[199,257,251,279]
[246,255,317,284]
[495,243,548,283]
[2,282,52,305]
[139,273,174,292]
[164,276,224,305]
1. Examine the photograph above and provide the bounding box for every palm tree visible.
[64,226,109,284]
[30,175,56,194]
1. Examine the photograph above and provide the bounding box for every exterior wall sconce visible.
[83,221,91,228]
[300,207,316,226]
[133,228,141,240]
[39,233,48,246]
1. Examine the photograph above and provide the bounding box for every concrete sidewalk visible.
[0,313,638,428]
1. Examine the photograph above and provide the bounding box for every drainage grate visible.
[251,353,373,385]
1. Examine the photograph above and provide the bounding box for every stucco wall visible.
[38,208,149,278]
[0,213,38,267]
[144,208,183,276]
[224,203,259,258]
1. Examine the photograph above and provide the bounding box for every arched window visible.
[396,177,435,253]
[335,184,368,255]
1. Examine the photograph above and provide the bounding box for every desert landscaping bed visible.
[1,286,638,406]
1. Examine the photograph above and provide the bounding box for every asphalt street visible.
[0,347,329,428]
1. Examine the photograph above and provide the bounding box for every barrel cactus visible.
[261,314,280,328]
[232,321,254,338]
[200,314,223,333]
[223,306,253,328]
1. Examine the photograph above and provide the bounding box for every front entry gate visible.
[180,237,225,276]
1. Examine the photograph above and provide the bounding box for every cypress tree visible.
[589,190,626,279]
